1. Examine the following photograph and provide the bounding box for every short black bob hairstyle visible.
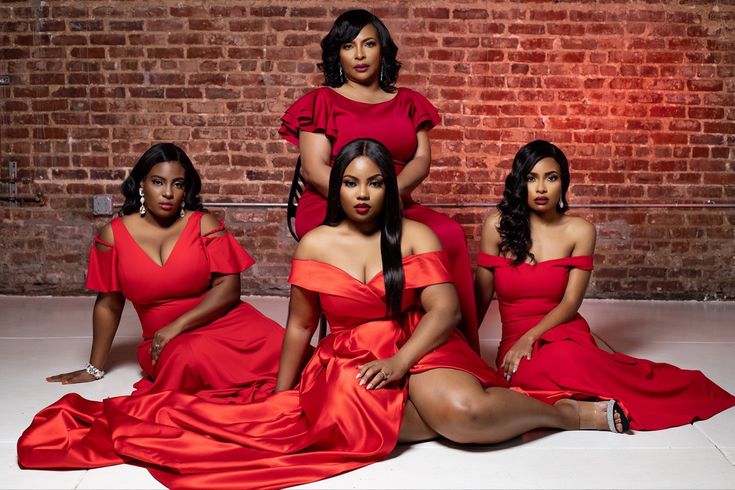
[318,9,402,93]
[119,143,203,216]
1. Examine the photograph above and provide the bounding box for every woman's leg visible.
[398,399,438,443]
[407,368,622,444]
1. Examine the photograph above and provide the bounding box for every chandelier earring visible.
[338,64,344,82]
[180,202,186,218]
[138,188,146,216]
[380,60,385,85]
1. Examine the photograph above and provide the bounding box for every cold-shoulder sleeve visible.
[85,236,120,292]
[202,223,255,275]
[406,89,441,131]
[279,88,338,146]
[403,251,453,290]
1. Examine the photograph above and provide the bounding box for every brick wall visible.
[1,0,733,299]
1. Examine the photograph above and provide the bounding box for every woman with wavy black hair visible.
[41,142,284,395]
[476,140,735,430]
[280,8,481,352]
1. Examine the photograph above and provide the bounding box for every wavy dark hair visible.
[497,140,570,265]
[318,9,401,93]
[324,138,404,319]
[120,143,203,216]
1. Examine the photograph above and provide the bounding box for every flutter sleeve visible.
[85,237,120,292]
[202,223,255,275]
[279,88,338,146]
[406,89,441,131]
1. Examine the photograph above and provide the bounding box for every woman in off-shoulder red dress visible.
[18,139,626,489]
[476,140,735,431]
[279,9,480,351]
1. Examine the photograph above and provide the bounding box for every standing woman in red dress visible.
[43,142,284,398]
[279,9,480,351]
[475,140,735,430]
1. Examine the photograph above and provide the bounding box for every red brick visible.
[251,6,287,17]
[687,79,724,92]
[547,24,585,36]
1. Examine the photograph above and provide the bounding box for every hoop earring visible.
[338,64,344,82]
[180,202,186,218]
[138,188,146,216]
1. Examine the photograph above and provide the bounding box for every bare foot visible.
[554,399,625,432]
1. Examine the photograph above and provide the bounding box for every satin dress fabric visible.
[279,87,479,352]
[478,253,735,430]
[20,252,530,489]
[18,212,287,468]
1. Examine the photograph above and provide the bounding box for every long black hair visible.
[318,9,401,93]
[120,143,203,216]
[497,140,570,265]
[324,138,404,319]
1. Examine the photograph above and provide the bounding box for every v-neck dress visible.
[478,253,735,430]
[280,87,480,352]
[19,252,545,489]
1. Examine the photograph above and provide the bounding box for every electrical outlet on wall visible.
[93,195,113,216]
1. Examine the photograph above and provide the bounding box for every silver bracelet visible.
[85,362,105,380]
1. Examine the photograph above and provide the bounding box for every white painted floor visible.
[1,295,734,489]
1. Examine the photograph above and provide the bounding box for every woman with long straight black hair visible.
[18,139,629,489]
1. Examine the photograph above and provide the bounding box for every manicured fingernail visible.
[356,372,362,379]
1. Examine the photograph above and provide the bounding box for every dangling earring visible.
[338,64,344,82]
[138,188,146,216]
[380,60,385,85]
[180,202,186,218]
[559,199,564,210]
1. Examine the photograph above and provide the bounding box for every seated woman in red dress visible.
[45,142,284,398]
[19,139,628,489]
[475,140,735,430]
[279,9,480,351]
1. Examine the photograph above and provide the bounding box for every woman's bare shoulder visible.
[294,225,337,260]
[402,219,442,254]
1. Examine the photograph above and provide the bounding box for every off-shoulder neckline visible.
[478,252,592,267]
[293,250,442,286]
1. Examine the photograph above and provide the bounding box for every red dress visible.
[478,253,735,430]
[17,213,286,470]
[280,87,479,351]
[18,252,511,489]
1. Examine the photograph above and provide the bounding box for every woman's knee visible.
[431,393,489,443]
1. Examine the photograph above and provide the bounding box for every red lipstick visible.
[354,204,371,215]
